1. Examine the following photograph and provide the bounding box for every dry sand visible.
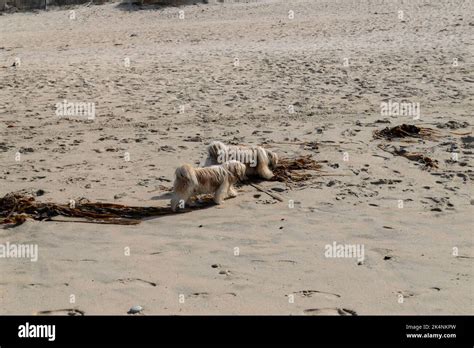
[0,0,473,314]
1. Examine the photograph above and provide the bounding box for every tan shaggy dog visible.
[204,141,278,180]
[171,160,247,211]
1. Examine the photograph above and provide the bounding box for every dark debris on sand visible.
[373,124,443,170]
[373,124,440,141]
[377,144,439,170]
[0,192,212,227]
[271,155,323,183]
[0,156,327,227]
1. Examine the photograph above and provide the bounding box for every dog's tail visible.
[174,164,199,189]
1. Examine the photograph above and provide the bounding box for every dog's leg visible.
[181,188,195,206]
[214,181,230,204]
[171,192,191,211]
[255,148,274,180]
[227,185,238,198]
[171,194,182,212]
[228,185,238,198]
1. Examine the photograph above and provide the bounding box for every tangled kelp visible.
[0,193,212,227]
[271,155,323,183]
[377,144,439,169]
[0,156,333,226]
[373,124,440,141]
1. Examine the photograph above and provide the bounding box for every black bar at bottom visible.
[0,315,472,346]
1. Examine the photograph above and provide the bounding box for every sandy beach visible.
[0,0,472,315]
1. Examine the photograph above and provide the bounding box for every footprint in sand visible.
[189,292,237,299]
[189,292,209,298]
[304,308,357,316]
[398,287,443,299]
[455,255,473,260]
[117,278,157,287]
[35,308,85,316]
[211,263,232,276]
[277,259,297,265]
[289,290,341,300]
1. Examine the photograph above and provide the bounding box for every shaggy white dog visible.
[171,160,246,211]
[205,141,278,180]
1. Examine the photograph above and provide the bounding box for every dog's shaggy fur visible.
[205,141,278,180]
[171,160,246,211]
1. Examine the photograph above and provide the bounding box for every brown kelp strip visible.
[0,156,333,226]
[0,193,213,227]
[271,155,323,182]
[373,124,440,141]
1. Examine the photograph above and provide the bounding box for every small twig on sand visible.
[312,173,353,176]
[449,130,472,136]
[249,183,284,202]
[48,218,141,225]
